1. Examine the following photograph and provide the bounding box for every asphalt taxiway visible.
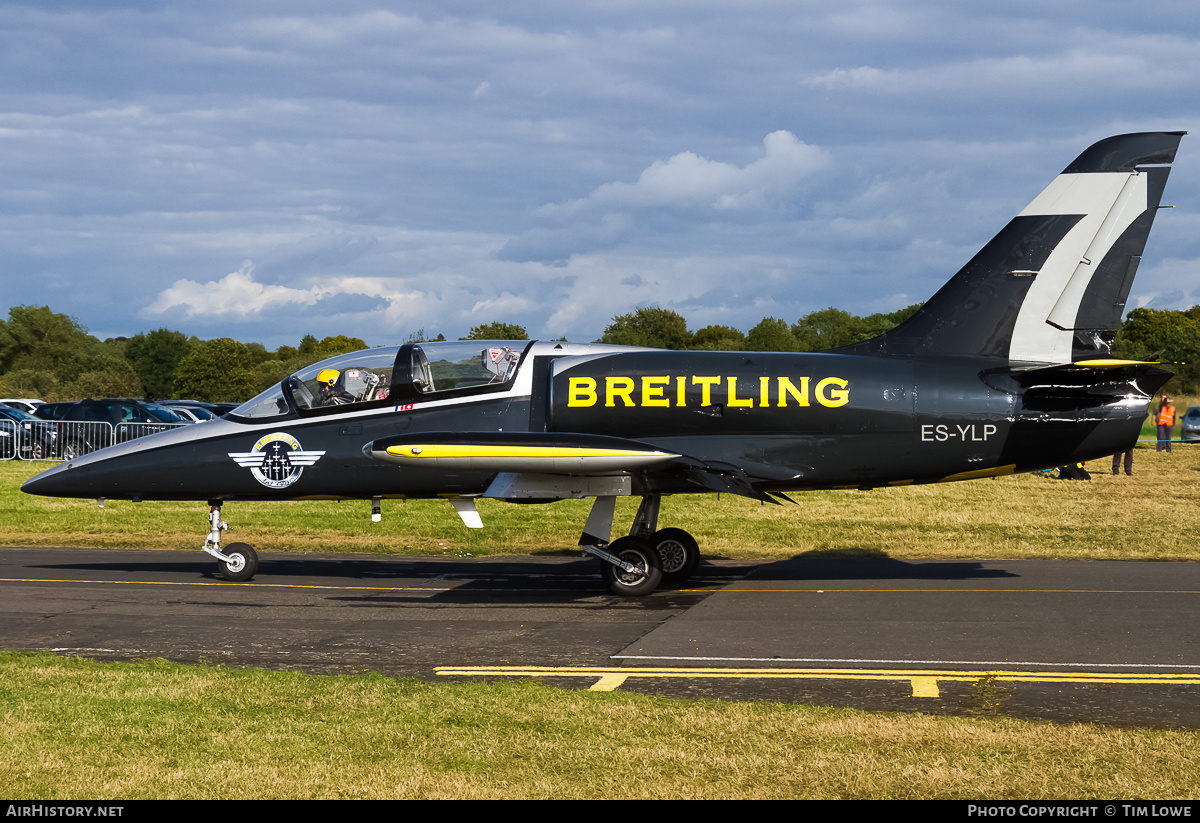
[1,546,1197,728]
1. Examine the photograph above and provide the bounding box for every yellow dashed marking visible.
[435,666,1200,697]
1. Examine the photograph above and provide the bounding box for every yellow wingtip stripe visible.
[384,444,666,459]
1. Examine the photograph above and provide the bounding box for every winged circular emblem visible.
[228,432,325,489]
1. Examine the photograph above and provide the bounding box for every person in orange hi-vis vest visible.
[1156,395,1177,453]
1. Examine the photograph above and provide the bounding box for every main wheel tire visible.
[600,536,663,597]
[217,542,259,582]
[652,528,700,581]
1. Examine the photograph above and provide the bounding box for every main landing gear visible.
[582,495,702,597]
[201,501,259,582]
[195,496,697,595]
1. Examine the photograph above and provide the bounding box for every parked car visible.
[32,401,78,422]
[34,398,187,459]
[1181,406,1200,442]
[162,405,216,423]
[0,404,57,459]
[0,398,45,415]
[158,400,224,422]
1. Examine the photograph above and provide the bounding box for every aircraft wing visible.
[363,431,787,503]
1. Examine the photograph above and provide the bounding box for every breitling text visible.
[566,375,850,408]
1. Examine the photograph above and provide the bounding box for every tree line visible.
[0,311,537,405]
[596,305,924,352]
[2,303,1198,405]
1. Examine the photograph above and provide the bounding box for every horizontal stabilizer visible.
[982,361,1172,399]
[1072,358,1158,366]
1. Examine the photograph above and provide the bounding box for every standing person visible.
[1112,448,1133,476]
[1156,395,1176,452]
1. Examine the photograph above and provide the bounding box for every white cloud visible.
[469,291,536,318]
[803,66,886,90]
[548,131,831,214]
[144,262,325,318]
[804,40,1194,98]
[498,131,833,265]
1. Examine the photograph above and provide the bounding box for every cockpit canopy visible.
[230,341,530,420]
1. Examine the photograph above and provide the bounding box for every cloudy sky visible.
[3,1,1200,349]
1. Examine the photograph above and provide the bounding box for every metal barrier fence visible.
[0,419,186,462]
[0,420,17,461]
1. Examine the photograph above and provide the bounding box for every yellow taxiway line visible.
[435,665,1200,697]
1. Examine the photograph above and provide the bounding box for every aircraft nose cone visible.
[21,462,77,497]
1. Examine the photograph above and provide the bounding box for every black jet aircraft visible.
[22,131,1185,595]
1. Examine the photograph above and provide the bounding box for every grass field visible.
[2,652,1198,800]
[3,439,1199,799]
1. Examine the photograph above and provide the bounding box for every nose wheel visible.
[217,542,259,582]
[201,502,260,582]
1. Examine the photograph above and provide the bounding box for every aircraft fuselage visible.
[22,343,1162,504]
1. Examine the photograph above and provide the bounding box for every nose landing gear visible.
[201,502,259,582]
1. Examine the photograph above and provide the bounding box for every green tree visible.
[462,322,528,340]
[404,329,445,344]
[125,328,193,401]
[601,307,692,349]
[250,358,296,395]
[67,360,143,400]
[172,338,258,402]
[0,305,100,383]
[791,307,866,351]
[244,342,273,366]
[691,325,745,351]
[1114,307,1200,393]
[0,368,62,401]
[311,335,369,358]
[1116,307,1200,356]
[745,318,799,352]
[859,303,924,339]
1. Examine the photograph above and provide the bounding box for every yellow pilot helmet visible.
[317,368,340,386]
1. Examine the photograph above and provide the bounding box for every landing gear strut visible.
[201,501,259,582]
[581,495,701,596]
[628,496,701,582]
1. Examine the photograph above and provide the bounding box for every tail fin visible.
[839,131,1184,364]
